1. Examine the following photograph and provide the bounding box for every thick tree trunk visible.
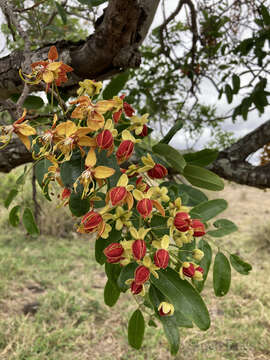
[0,0,160,99]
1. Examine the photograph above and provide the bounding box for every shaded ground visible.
[0,182,270,359]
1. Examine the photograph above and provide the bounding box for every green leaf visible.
[97,150,122,188]
[149,285,180,355]
[177,184,208,206]
[55,1,67,24]
[35,158,52,201]
[184,149,219,167]
[9,205,21,227]
[194,239,212,292]
[16,166,27,186]
[104,279,120,307]
[4,189,18,209]
[95,226,121,265]
[159,119,183,144]
[60,154,85,189]
[183,165,224,191]
[260,5,270,25]
[225,84,233,103]
[69,191,90,217]
[152,143,186,174]
[149,283,192,327]
[150,268,210,330]
[103,71,129,100]
[208,218,238,237]
[213,252,231,297]
[128,309,145,350]
[10,94,44,110]
[190,199,228,222]
[230,254,252,275]
[232,74,240,94]
[117,262,137,292]
[105,262,121,283]
[22,208,39,235]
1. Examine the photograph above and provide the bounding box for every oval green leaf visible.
[230,254,252,275]
[149,285,180,355]
[128,309,145,350]
[104,279,120,307]
[103,71,129,100]
[22,207,39,235]
[4,188,18,209]
[213,252,231,297]
[150,268,210,330]
[69,191,90,217]
[208,218,238,237]
[117,262,137,292]
[35,158,53,201]
[193,239,212,293]
[183,165,224,191]
[177,184,208,206]
[9,205,21,227]
[190,199,228,222]
[152,143,186,174]
[184,149,219,167]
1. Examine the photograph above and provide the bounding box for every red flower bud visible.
[154,249,170,269]
[132,239,147,260]
[182,263,195,278]
[134,265,150,284]
[191,219,206,237]
[174,212,191,232]
[96,129,113,149]
[139,124,148,137]
[123,101,135,117]
[61,187,71,200]
[116,140,134,164]
[137,198,153,218]
[113,109,122,123]
[147,164,168,179]
[104,243,124,263]
[109,186,127,206]
[195,266,204,274]
[130,281,143,295]
[81,211,103,233]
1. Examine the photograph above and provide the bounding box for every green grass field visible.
[1,181,270,359]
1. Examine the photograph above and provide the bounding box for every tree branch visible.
[0,0,160,100]
[209,119,270,188]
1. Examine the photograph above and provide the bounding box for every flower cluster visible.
[3,47,208,320]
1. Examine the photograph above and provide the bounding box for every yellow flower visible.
[129,113,149,135]
[77,79,103,97]
[169,197,190,216]
[138,153,155,173]
[70,96,117,132]
[152,234,170,249]
[158,302,175,316]
[142,255,159,279]
[53,120,96,161]
[113,206,132,230]
[74,148,115,197]
[151,186,170,203]
[0,109,36,150]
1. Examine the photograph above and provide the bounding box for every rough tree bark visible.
[0,0,160,99]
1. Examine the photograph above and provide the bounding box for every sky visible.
[0,1,267,164]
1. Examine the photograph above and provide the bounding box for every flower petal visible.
[85,148,97,167]
[93,166,115,179]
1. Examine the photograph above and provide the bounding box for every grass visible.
[0,182,270,359]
